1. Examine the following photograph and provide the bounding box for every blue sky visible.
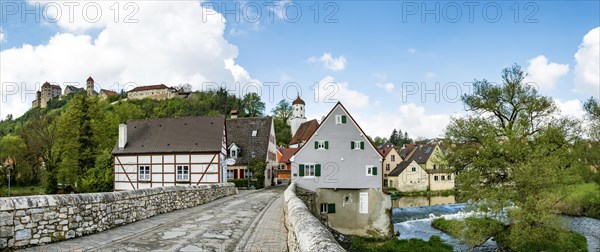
[1,1,599,138]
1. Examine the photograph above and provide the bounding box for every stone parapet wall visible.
[283,183,345,252]
[0,184,237,249]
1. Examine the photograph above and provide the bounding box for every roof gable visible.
[388,160,421,176]
[295,102,382,158]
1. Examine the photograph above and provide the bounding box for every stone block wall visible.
[283,183,345,252]
[0,184,237,249]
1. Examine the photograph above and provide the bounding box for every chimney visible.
[118,124,127,149]
[230,109,238,119]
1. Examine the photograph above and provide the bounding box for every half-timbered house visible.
[112,116,227,191]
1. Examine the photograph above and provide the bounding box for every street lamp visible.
[248,151,256,189]
[4,158,14,197]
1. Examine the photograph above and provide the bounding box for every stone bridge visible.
[0,183,345,251]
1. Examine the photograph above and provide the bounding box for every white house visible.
[291,102,391,237]
[112,116,227,191]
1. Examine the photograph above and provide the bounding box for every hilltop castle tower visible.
[289,95,307,136]
[86,76,95,97]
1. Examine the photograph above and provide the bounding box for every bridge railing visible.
[0,183,237,249]
[283,182,345,252]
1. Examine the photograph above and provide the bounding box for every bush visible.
[228,179,260,189]
[351,235,453,252]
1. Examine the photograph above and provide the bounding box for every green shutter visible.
[360,141,365,149]
[341,115,347,123]
[299,164,305,177]
[373,167,377,175]
[314,141,319,149]
[324,141,329,149]
[328,203,336,213]
[315,164,321,176]
[351,141,355,149]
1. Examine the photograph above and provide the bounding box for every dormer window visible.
[252,130,257,137]
[229,144,240,158]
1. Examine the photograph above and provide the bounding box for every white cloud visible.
[574,27,600,94]
[356,103,452,139]
[315,76,369,110]
[308,52,347,71]
[0,29,4,42]
[270,0,293,19]
[376,82,395,92]
[0,1,259,119]
[524,55,569,91]
[553,98,586,120]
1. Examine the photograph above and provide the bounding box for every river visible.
[392,197,600,252]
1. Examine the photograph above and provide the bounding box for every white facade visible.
[289,103,306,137]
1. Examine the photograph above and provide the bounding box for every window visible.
[434,175,439,181]
[335,115,347,124]
[389,180,394,188]
[383,180,388,187]
[177,165,189,181]
[359,192,368,214]
[251,130,257,137]
[411,167,416,172]
[441,175,445,181]
[320,203,336,213]
[230,149,237,158]
[447,174,452,180]
[139,166,150,181]
[244,170,253,178]
[391,155,395,162]
[366,165,377,176]
[433,164,437,169]
[299,164,321,177]
[385,164,390,171]
[314,140,329,150]
[351,141,364,150]
[227,170,234,179]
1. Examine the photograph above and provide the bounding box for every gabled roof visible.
[279,148,299,163]
[129,84,169,92]
[100,89,118,96]
[378,141,396,156]
[289,119,319,145]
[226,117,273,165]
[295,102,383,158]
[65,85,84,91]
[112,116,225,155]
[399,145,417,160]
[408,144,437,164]
[388,160,417,177]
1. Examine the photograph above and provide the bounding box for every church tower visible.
[289,95,307,136]
[86,76,95,97]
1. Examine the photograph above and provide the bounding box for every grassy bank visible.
[351,235,453,252]
[0,185,45,197]
[556,183,600,219]
[431,217,588,252]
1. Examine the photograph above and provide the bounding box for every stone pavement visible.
[238,189,288,252]
[22,186,287,252]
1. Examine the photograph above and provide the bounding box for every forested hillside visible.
[0,88,275,193]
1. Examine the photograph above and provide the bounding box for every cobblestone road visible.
[24,186,287,252]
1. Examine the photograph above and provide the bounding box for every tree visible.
[241,92,265,117]
[445,65,583,249]
[271,100,293,121]
[389,129,399,145]
[272,100,293,146]
[371,136,388,147]
[19,112,60,192]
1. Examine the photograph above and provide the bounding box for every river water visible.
[392,197,600,252]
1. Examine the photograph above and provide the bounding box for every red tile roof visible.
[129,84,169,92]
[289,119,319,145]
[279,148,299,163]
[101,89,118,96]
